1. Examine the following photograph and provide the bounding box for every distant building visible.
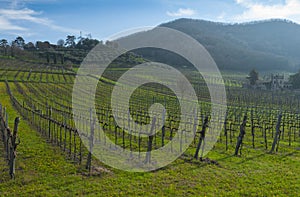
[269,74,292,90]
[243,73,292,91]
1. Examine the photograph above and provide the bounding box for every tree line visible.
[0,35,102,54]
[0,35,111,65]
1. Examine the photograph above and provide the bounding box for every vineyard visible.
[0,57,299,196]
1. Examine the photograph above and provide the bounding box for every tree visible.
[76,38,99,50]
[57,39,65,47]
[10,40,17,57]
[247,69,259,85]
[0,39,8,55]
[36,41,50,50]
[24,42,36,51]
[65,35,76,48]
[14,36,25,49]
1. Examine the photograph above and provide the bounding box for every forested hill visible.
[151,18,300,72]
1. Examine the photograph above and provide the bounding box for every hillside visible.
[3,18,300,73]
[136,18,300,72]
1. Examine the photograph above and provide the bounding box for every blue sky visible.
[1,0,300,44]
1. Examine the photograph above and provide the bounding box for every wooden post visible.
[224,112,228,151]
[9,117,20,179]
[64,117,67,152]
[234,115,247,156]
[128,110,132,153]
[145,117,156,164]
[79,137,82,164]
[161,109,166,147]
[194,116,209,160]
[192,109,198,145]
[73,130,77,161]
[59,123,62,147]
[48,106,52,140]
[264,126,268,150]
[271,114,282,153]
[251,109,255,148]
[86,110,95,174]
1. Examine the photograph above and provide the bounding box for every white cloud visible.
[167,8,196,17]
[0,16,26,31]
[233,0,300,23]
[0,8,79,34]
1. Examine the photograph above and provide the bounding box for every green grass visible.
[0,81,300,196]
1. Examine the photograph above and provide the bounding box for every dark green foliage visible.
[65,35,76,48]
[76,38,99,50]
[14,37,25,49]
[36,41,50,50]
[0,39,8,56]
[158,18,300,72]
[24,42,36,51]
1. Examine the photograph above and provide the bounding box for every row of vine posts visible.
[4,80,300,176]
[5,81,95,175]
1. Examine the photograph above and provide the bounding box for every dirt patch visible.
[82,166,112,176]
[199,157,220,166]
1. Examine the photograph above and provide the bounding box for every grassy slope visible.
[0,82,299,196]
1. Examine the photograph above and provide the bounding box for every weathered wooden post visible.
[224,112,228,151]
[86,110,95,174]
[48,106,52,140]
[161,108,166,147]
[145,117,156,164]
[234,115,247,156]
[127,110,132,153]
[9,117,20,179]
[271,113,282,153]
[73,129,77,161]
[63,114,67,152]
[264,125,268,150]
[194,116,209,160]
[251,109,255,148]
[192,109,198,145]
